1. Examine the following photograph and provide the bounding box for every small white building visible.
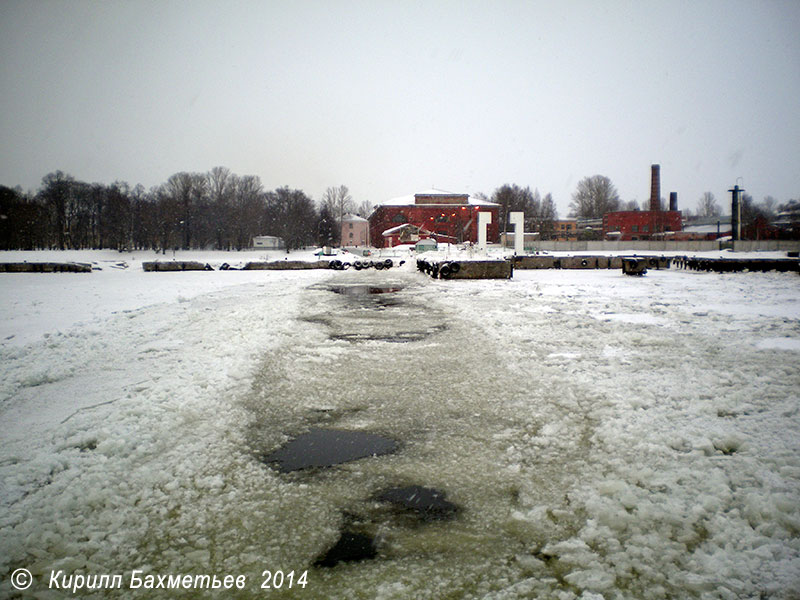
[414,238,437,252]
[341,213,369,247]
[252,235,285,250]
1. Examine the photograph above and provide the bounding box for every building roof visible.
[683,216,732,234]
[381,223,420,236]
[342,213,368,222]
[687,215,731,224]
[379,188,498,207]
[683,224,732,234]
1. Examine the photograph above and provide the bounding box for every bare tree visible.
[131,184,158,250]
[761,195,778,217]
[697,192,721,217]
[623,199,641,211]
[0,185,48,249]
[38,171,74,249]
[163,172,207,249]
[568,175,620,219]
[231,175,264,250]
[321,185,354,245]
[355,199,373,218]
[537,192,558,239]
[740,193,771,239]
[491,184,539,234]
[104,182,133,251]
[265,187,318,250]
[207,166,234,249]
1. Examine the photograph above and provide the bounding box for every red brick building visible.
[603,210,683,241]
[369,189,500,248]
[603,164,683,240]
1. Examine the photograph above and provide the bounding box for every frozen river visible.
[242,271,601,598]
[1,251,798,598]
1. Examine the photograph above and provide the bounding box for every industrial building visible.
[603,165,683,241]
[368,189,499,248]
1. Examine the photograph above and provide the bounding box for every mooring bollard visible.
[622,257,647,276]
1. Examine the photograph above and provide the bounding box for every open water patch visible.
[314,530,378,567]
[262,428,399,473]
[328,285,405,296]
[327,284,405,308]
[329,324,446,344]
[376,485,460,521]
[313,278,449,344]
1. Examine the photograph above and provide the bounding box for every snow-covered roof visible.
[683,224,732,234]
[381,223,419,236]
[379,188,498,207]
[342,213,368,222]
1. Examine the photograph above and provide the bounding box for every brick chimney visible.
[649,164,661,212]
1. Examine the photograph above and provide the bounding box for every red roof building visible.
[603,210,683,241]
[369,189,499,248]
[603,164,683,241]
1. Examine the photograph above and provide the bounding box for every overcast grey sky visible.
[1,0,798,216]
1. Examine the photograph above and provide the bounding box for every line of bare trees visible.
[489,184,559,240]
[9,168,789,251]
[0,169,367,252]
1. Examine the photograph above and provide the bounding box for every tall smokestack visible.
[649,164,661,212]
[669,192,678,212]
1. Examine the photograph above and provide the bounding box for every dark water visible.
[376,485,459,521]
[314,531,377,567]
[263,428,399,472]
[322,282,447,342]
[328,285,404,296]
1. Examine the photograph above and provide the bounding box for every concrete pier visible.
[0,262,92,273]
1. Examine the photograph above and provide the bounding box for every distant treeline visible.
[0,170,565,251]
[1,167,573,251]
[0,167,343,252]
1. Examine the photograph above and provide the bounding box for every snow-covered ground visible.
[1,249,798,599]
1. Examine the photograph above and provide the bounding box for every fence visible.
[524,240,800,253]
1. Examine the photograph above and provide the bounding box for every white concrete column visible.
[510,211,524,255]
[478,212,492,249]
